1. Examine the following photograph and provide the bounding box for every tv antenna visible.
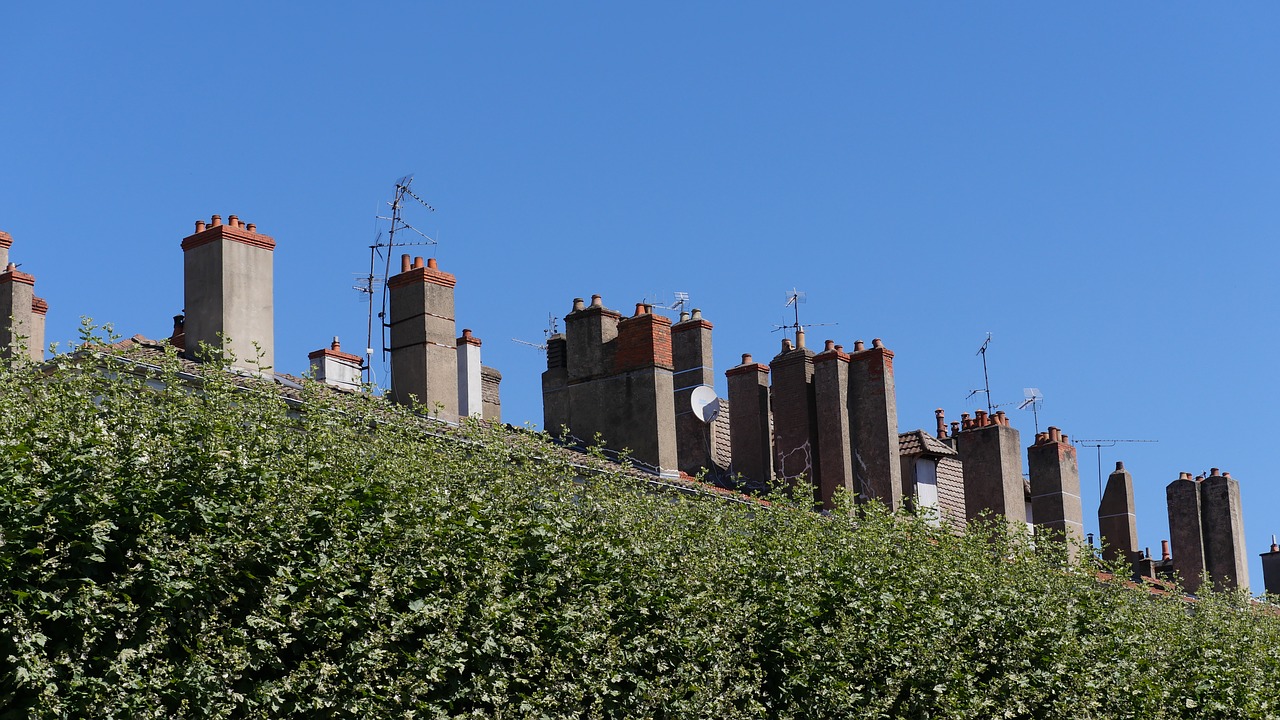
[772,288,836,342]
[642,291,691,316]
[966,333,995,414]
[359,175,439,385]
[1018,388,1044,433]
[1074,438,1159,496]
[512,313,560,351]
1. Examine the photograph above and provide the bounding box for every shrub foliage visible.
[2,337,1278,718]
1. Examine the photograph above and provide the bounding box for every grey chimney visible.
[181,215,275,372]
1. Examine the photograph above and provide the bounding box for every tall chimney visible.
[1200,470,1249,592]
[813,341,854,509]
[770,335,820,500]
[1166,472,1207,593]
[1098,461,1141,568]
[955,409,1025,529]
[456,329,483,418]
[542,329,570,434]
[726,354,774,486]
[671,308,717,476]
[1027,427,1084,559]
[30,297,47,361]
[387,256,458,419]
[181,215,275,372]
[0,261,36,361]
[1262,535,1280,597]
[481,366,502,422]
[0,231,11,274]
[848,338,902,510]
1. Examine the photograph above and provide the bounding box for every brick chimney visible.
[955,406,1025,528]
[0,261,36,361]
[771,333,820,501]
[849,338,902,510]
[0,230,11,269]
[481,366,502,422]
[1200,469,1249,592]
[813,340,854,509]
[726,353,773,486]
[309,337,363,391]
[181,215,275,372]
[1262,535,1280,597]
[1027,426,1084,559]
[542,329,570,433]
[387,255,457,418]
[456,328,483,418]
[1166,471,1208,593]
[1098,461,1141,568]
[671,308,717,476]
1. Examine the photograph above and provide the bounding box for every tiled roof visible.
[898,429,958,458]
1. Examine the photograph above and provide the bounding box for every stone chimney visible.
[30,297,47,361]
[1027,427,1084,559]
[456,329,483,419]
[481,366,502,422]
[1098,461,1141,568]
[671,308,717,476]
[542,330,570,433]
[813,340,854,509]
[387,255,458,418]
[1262,535,1280,597]
[566,294,620,382]
[770,333,820,501]
[181,215,275,372]
[955,408,1025,528]
[726,353,773,486]
[1200,469,1248,592]
[0,230,11,269]
[1166,471,1208,594]
[0,261,36,361]
[308,337,363,391]
[848,338,902,510]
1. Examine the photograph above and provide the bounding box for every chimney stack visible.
[1027,426,1085,559]
[955,407,1026,529]
[1262,535,1280,597]
[456,329,483,418]
[308,337,363,391]
[726,354,774,486]
[0,257,36,362]
[387,254,458,418]
[672,308,719,476]
[1166,471,1209,593]
[771,333,820,500]
[181,215,275,372]
[0,230,11,269]
[849,339,902,510]
[480,366,502,422]
[1200,469,1249,591]
[813,340,854,509]
[30,297,47,361]
[1098,461,1142,570]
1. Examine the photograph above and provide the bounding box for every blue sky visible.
[3,3,1278,590]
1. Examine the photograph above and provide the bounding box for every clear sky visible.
[3,3,1278,590]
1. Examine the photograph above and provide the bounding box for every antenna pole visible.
[976,334,993,415]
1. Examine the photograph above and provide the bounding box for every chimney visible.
[456,329,483,419]
[671,308,718,476]
[170,314,186,351]
[565,294,621,381]
[1166,471,1207,594]
[30,297,47,361]
[181,215,275,372]
[813,340,853,509]
[1098,461,1141,569]
[387,255,458,418]
[1199,469,1249,592]
[771,333,820,501]
[1262,535,1280,597]
[0,259,36,361]
[308,337,363,391]
[935,409,947,439]
[726,354,774,486]
[848,338,902,510]
[955,407,1025,529]
[542,328,570,435]
[0,230,11,269]
[481,365,502,422]
[1027,426,1084,559]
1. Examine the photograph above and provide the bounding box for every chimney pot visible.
[872,338,884,349]
[1223,471,1231,478]
[634,303,646,317]
[834,344,843,352]
[950,421,960,434]
[462,328,472,338]
[795,328,805,348]
[691,308,702,319]
[741,353,753,365]
[332,336,341,351]
[246,223,256,232]
[1060,434,1068,443]
[195,220,206,232]
[228,214,239,227]
[679,311,690,322]
[824,339,835,351]
[1210,467,1220,477]
[211,214,222,226]
[1116,461,1124,470]
[591,294,602,307]
[426,258,437,269]
[572,297,585,311]
[1271,535,1278,553]
[781,338,793,352]
[1161,539,1171,561]
[413,256,425,269]
[5,263,14,272]
[853,340,865,352]
[401,254,412,272]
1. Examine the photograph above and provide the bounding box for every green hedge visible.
[1,335,1278,718]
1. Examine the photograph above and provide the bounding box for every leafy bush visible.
[1,335,1278,718]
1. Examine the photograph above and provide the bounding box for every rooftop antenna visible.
[359,175,438,386]
[966,333,995,415]
[1018,387,1044,434]
[1074,438,1160,496]
[643,291,691,316]
[772,288,836,344]
[512,313,560,351]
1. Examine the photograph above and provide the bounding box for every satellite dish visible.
[690,385,721,424]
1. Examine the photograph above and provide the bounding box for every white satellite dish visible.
[690,385,722,424]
